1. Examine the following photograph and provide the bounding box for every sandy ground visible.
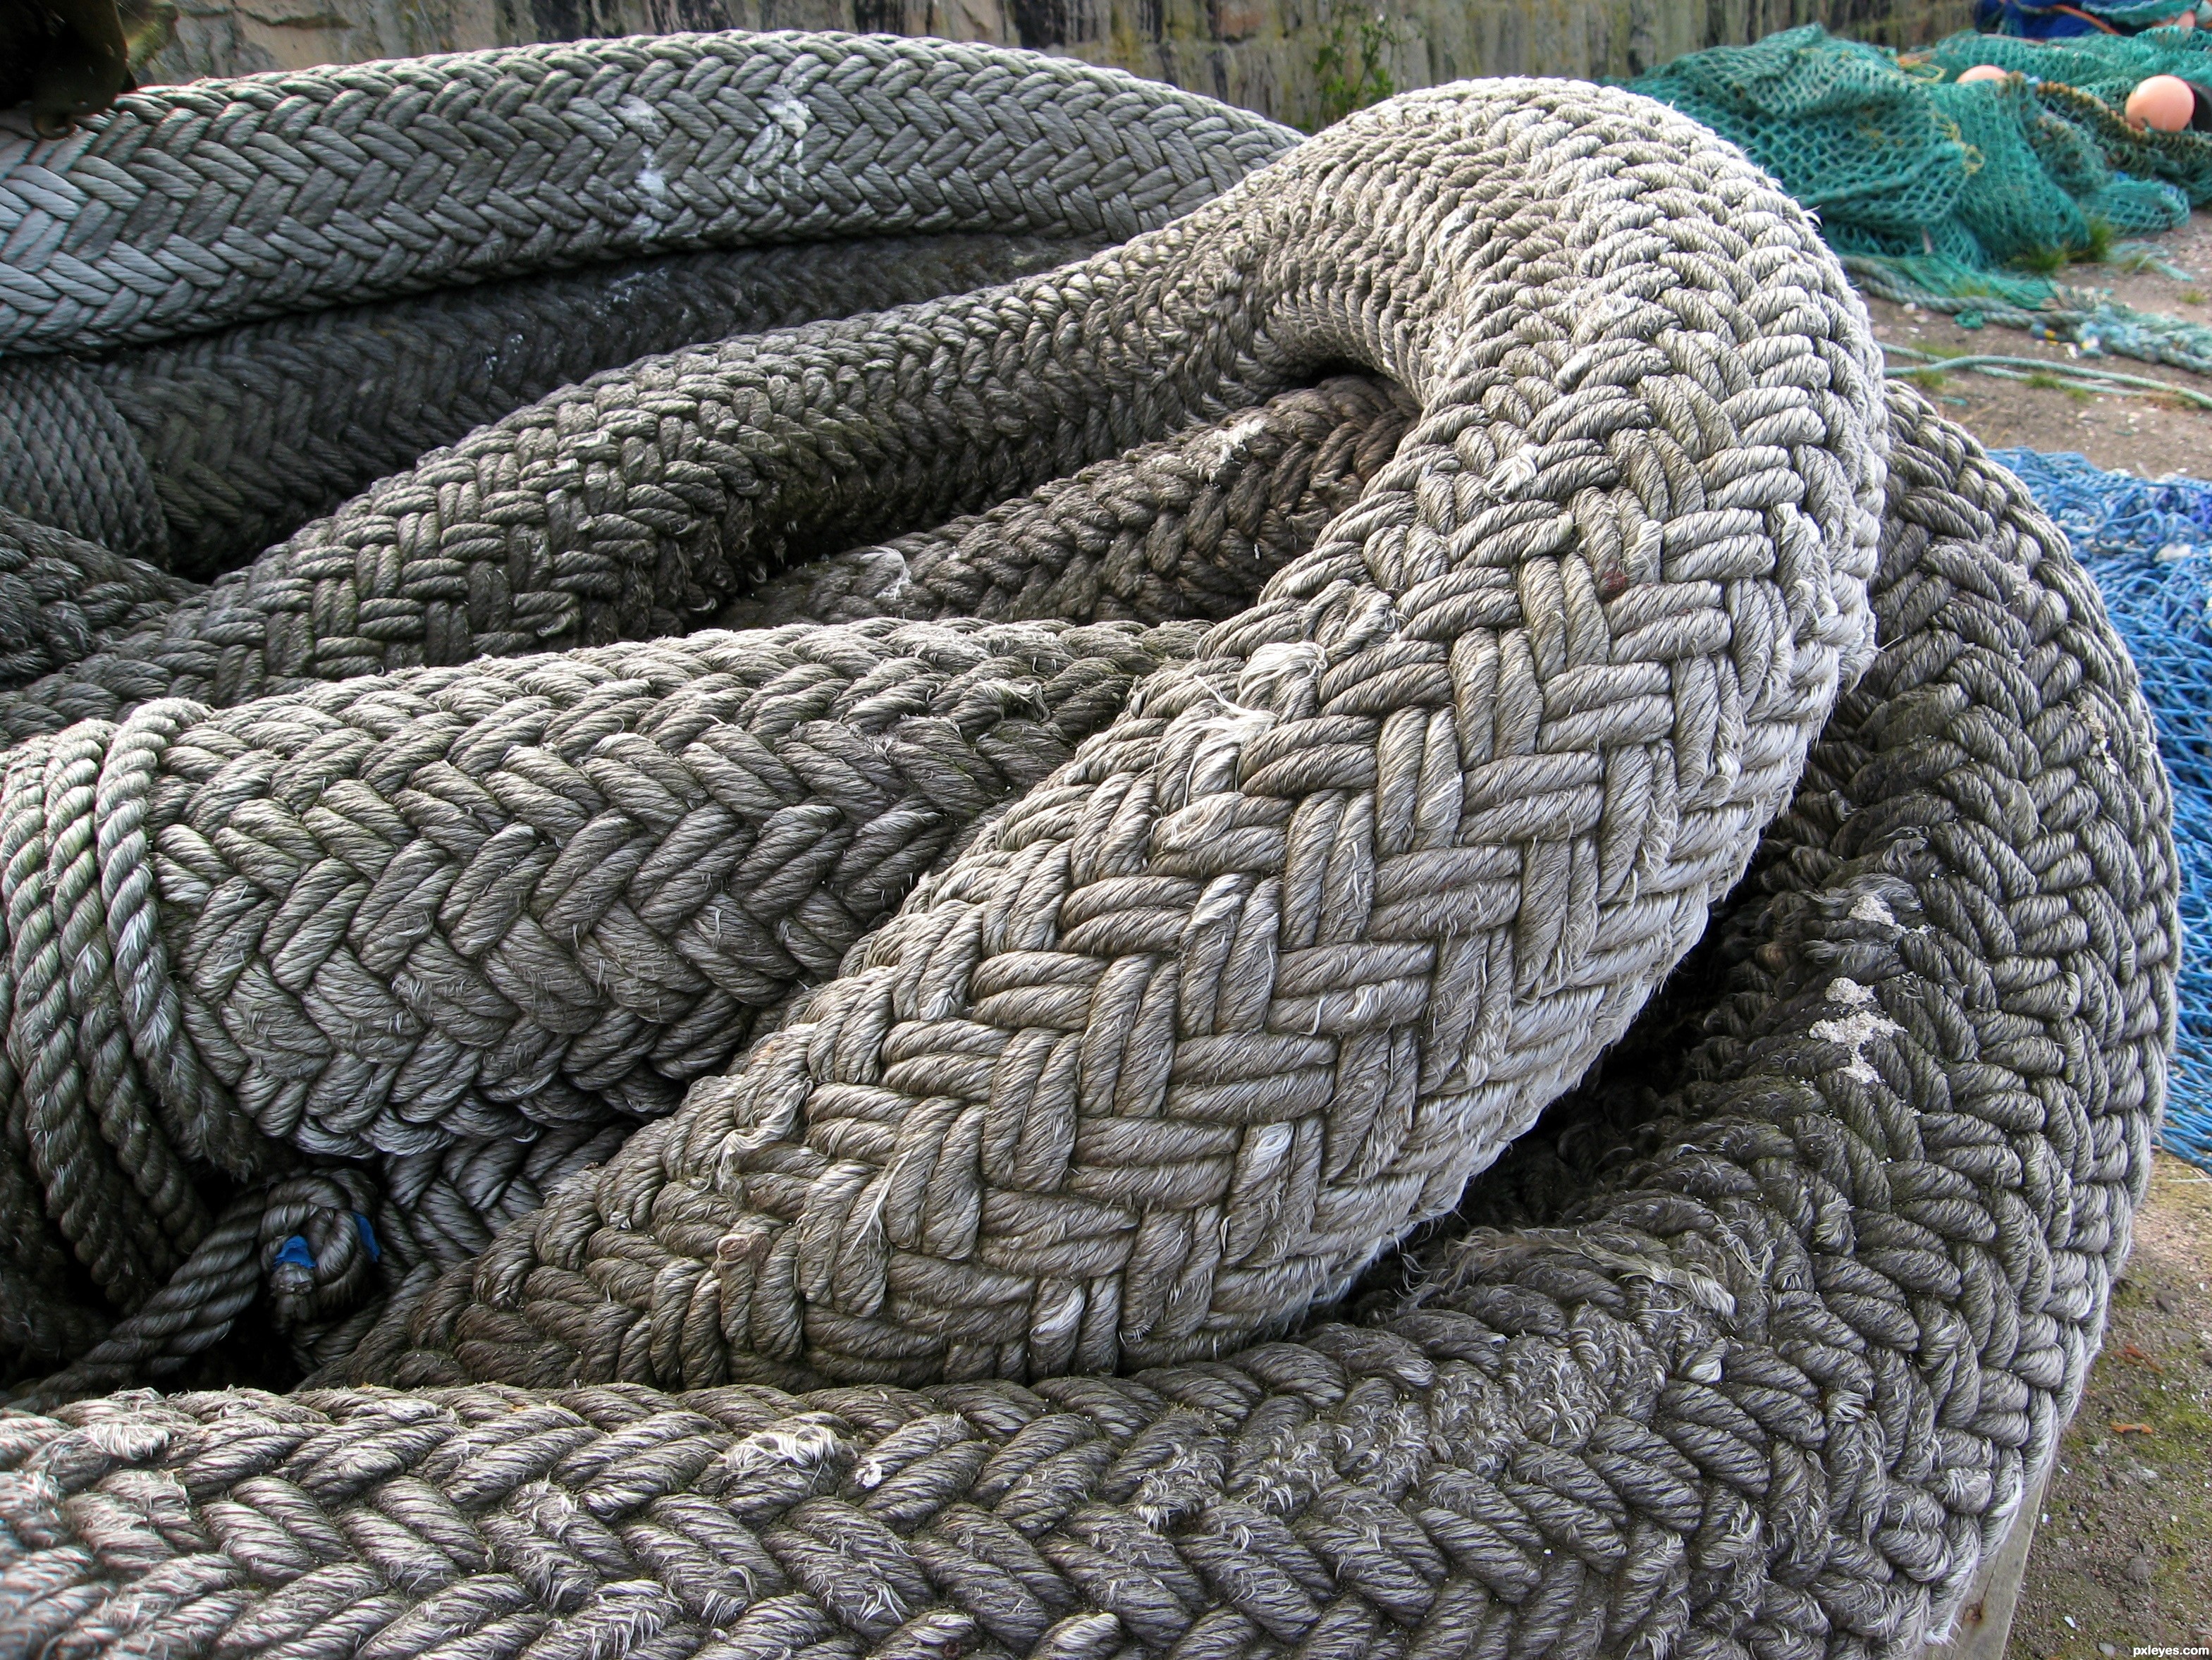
[1852,221,2212,1656]
[1864,213,2212,478]
[2003,1154,2212,1656]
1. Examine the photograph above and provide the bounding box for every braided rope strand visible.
[0,31,1299,357]
[0,508,190,687]
[2,235,1099,578]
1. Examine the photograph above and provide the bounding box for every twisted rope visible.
[1,235,1095,577]
[0,31,1298,357]
[0,385,2174,1659]
[0,375,1411,1396]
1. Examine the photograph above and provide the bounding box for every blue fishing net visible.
[1996,448,2212,1165]
[1977,0,2202,39]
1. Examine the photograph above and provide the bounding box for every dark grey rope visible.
[0,385,2175,1660]
[2,235,1098,578]
[0,505,189,686]
[0,355,166,559]
[0,30,1299,357]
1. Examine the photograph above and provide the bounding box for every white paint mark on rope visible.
[1809,1006,1903,1084]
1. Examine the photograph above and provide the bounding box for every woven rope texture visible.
[0,31,1298,357]
[288,75,1900,1389]
[0,34,1338,1398]
[0,382,2176,1660]
[0,374,1412,1402]
[0,32,2176,1657]
[1,235,1096,578]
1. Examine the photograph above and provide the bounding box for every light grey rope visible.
[0,385,2177,1660]
[321,78,1893,1390]
[0,620,1191,1398]
[0,30,1299,357]
[0,35,2177,1660]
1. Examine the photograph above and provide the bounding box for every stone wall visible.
[149,0,1978,128]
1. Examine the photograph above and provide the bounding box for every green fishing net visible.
[1632,25,2212,383]
[1629,32,1971,240]
[1632,25,2200,274]
[1921,25,2212,106]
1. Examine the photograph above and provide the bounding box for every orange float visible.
[2126,73,2199,133]
[1955,64,2010,85]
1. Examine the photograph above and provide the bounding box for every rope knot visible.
[259,1171,384,1330]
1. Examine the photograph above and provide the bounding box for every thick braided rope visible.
[3,391,2174,1656]
[320,81,1892,1389]
[0,31,1298,358]
[0,379,1411,1396]
[0,505,190,686]
[720,379,1418,632]
[0,75,1887,755]
[0,358,166,561]
[0,620,1186,1389]
[1,235,1095,578]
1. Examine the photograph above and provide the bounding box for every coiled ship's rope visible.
[0,373,1413,1396]
[330,75,1888,1392]
[0,30,2176,1659]
[0,383,2175,1660]
[0,31,1319,1389]
[0,53,1889,1400]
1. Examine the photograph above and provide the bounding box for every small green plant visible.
[1310,4,1397,131]
[2020,369,2093,402]
[1907,368,1949,393]
[2184,288,2207,305]
[2009,221,2115,278]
